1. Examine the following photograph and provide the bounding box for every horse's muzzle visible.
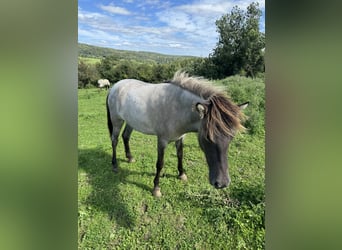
[214,181,227,189]
[211,177,230,189]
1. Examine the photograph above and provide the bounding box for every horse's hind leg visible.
[111,119,124,172]
[122,124,135,163]
[175,136,187,181]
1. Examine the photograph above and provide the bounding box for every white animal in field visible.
[98,79,111,89]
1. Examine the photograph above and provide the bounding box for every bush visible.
[78,60,100,88]
[217,76,265,135]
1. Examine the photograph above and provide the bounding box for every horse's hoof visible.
[127,158,136,163]
[152,187,162,198]
[179,173,188,181]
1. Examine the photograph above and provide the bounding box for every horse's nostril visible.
[214,181,221,189]
[214,181,227,189]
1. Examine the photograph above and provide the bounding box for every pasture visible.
[79,56,101,65]
[78,76,265,249]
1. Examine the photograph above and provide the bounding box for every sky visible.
[78,0,265,57]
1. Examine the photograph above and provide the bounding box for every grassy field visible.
[78,76,265,249]
[78,56,101,65]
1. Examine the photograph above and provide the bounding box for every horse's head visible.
[195,99,248,189]
[198,128,232,188]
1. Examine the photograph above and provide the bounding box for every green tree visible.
[152,64,170,82]
[188,57,218,79]
[96,55,119,82]
[78,60,99,88]
[212,2,265,78]
[136,63,154,82]
[113,60,138,80]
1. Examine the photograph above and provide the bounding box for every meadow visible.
[78,76,265,249]
[78,56,101,65]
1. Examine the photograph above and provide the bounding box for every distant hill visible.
[78,43,197,64]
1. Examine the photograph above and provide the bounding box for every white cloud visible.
[78,11,107,22]
[99,4,131,15]
[168,43,182,48]
[155,0,265,54]
[156,4,218,50]
[78,0,265,56]
[137,0,170,10]
[177,1,234,15]
[78,10,116,32]
[79,28,120,43]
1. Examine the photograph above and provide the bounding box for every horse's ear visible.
[238,102,249,110]
[195,102,208,119]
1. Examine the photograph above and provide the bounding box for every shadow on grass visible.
[78,147,155,229]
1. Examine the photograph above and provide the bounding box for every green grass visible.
[78,77,265,249]
[78,57,101,65]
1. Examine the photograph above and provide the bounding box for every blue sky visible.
[78,0,265,57]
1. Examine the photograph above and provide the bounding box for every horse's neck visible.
[177,90,204,133]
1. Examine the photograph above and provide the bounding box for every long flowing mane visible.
[170,71,246,141]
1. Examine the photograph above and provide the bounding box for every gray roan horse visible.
[106,71,248,197]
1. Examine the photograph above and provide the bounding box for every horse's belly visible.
[119,100,156,135]
[124,116,156,135]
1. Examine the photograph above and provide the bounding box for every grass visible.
[78,77,265,249]
[79,56,101,65]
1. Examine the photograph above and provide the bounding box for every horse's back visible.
[108,79,163,134]
[107,79,200,139]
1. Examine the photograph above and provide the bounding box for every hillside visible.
[78,43,197,64]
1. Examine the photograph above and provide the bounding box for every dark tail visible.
[106,93,113,138]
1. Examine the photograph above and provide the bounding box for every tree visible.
[211,2,265,78]
[152,63,170,82]
[136,63,154,82]
[113,60,138,80]
[96,55,119,82]
[78,60,99,88]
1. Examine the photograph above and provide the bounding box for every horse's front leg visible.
[152,138,167,197]
[175,136,187,181]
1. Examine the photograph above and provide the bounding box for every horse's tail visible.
[106,93,113,138]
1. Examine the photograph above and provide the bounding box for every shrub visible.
[217,76,265,135]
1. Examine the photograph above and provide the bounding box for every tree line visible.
[78,2,265,88]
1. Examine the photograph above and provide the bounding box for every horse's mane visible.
[170,71,246,141]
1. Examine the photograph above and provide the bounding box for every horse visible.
[106,71,248,197]
[98,79,111,89]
